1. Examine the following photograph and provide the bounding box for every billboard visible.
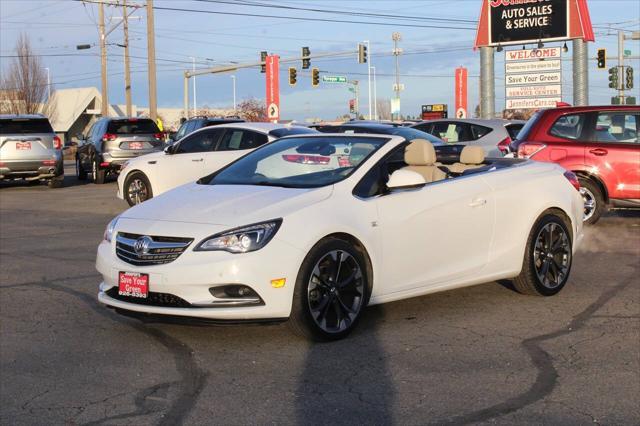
[475,0,594,48]
[421,104,448,120]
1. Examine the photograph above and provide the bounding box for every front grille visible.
[106,287,191,308]
[116,232,193,266]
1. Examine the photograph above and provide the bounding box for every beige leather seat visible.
[447,146,485,174]
[402,139,446,183]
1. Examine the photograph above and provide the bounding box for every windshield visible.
[206,136,388,188]
[107,119,159,134]
[515,112,542,141]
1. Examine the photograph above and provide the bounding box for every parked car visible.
[411,118,526,157]
[97,134,583,341]
[117,122,318,206]
[510,105,639,224]
[312,121,466,163]
[170,116,245,142]
[0,114,64,188]
[75,117,164,184]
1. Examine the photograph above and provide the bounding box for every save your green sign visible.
[322,75,347,83]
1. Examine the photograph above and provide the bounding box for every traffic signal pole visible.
[618,30,625,103]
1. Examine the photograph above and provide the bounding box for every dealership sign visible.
[506,84,562,98]
[504,47,563,110]
[505,59,561,73]
[454,67,468,119]
[475,0,595,48]
[506,97,562,109]
[506,71,561,85]
[265,55,280,122]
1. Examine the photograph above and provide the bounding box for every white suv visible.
[117,122,317,206]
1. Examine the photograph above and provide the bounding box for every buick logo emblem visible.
[134,236,153,255]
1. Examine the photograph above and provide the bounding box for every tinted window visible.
[549,114,587,140]
[175,122,189,140]
[0,118,53,134]
[217,129,268,151]
[469,124,492,140]
[106,119,159,134]
[175,129,220,153]
[505,123,524,139]
[430,122,472,142]
[269,127,318,138]
[594,113,638,143]
[516,111,542,141]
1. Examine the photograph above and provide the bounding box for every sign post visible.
[265,55,280,122]
[455,67,468,118]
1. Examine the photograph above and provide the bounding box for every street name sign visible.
[322,76,347,83]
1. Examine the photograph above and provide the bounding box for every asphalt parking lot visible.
[1,163,639,425]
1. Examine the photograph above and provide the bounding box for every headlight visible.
[194,219,282,253]
[103,216,120,242]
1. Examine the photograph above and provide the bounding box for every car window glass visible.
[175,129,219,153]
[217,129,264,151]
[106,119,159,134]
[594,113,638,143]
[432,122,469,143]
[0,118,53,134]
[175,122,188,140]
[549,114,586,140]
[469,124,492,140]
[505,123,524,139]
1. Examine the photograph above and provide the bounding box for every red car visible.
[511,105,639,224]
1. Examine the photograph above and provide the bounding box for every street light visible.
[371,66,377,120]
[231,76,237,112]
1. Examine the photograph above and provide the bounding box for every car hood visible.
[121,182,333,226]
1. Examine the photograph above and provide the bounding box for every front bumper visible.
[96,224,304,320]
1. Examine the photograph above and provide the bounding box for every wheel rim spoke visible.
[534,222,571,289]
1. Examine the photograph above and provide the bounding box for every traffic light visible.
[349,99,356,114]
[358,43,367,64]
[260,51,267,73]
[608,67,619,89]
[597,48,606,69]
[302,46,310,69]
[626,67,634,89]
[288,67,297,86]
[311,68,320,87]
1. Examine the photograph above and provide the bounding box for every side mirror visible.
[386,169,426,191]
[164,144,174,154]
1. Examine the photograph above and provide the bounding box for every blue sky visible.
[1,0,639,120]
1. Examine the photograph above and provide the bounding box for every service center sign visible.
[490,0,568,45]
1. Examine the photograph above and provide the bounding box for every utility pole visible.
[371,66,377,120]
[363,40,372,120]
[231,75,237,112]
[146,0,157,121]
[98,1,109,117]
[392,32,402,120]
[573,39,589,106]
[479,46,495,119]
[190,57,197,115]
[123,0,132,116]
[618,30,625,103]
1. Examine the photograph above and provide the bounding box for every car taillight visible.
[53,135,62,150]
[153,132,164,140]
[563,171,580,191]
[282,154,331,165]
[102,133,117,142]
[497,136,512,155]
[337,155,351,167]
[517,142,546,159]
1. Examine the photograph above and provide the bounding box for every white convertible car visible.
[116,122,317,206]
[97,134,584,341]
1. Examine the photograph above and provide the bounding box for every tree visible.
[0,33,49,115]
[237,98,267,122]
[376,99,391,120]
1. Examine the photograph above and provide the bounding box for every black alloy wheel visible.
[290,238,369,341]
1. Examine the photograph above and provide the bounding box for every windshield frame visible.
[199,134,391,189]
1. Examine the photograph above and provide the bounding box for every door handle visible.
[469,198,487,207]
[589,148,608,156]
[191,158,203,162]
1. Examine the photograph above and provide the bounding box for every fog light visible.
[271,278,286,288]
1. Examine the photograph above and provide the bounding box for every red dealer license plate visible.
[128,142,143,149]
[16,142,31,150]
[118,272,149,298]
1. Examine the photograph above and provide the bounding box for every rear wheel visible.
[48,176,64,188]
[124,172,153,206]
[513,213,573,296]
[76,157,87,180]
[92,157,106,184]
[289,238,369,341]
[578,178,604,225]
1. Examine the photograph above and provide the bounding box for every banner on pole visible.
[455,67,468,119]
[265,55,280,122]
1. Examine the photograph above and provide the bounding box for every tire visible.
[92,157,106,184]
[124,172,153,206]
[578,178,605,225]
[512,213,573,296]
[76,157,87,181]
[48,176,64,188]
[289,238,369,341]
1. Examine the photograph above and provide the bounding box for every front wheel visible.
[124,172,153,206]
[289,238,369,341]
[76,158,87,180]
[92,157,106,184]
[512,213,573,296]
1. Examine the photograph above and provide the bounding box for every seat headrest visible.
[460,146,485,165]
[405,139,437,166]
